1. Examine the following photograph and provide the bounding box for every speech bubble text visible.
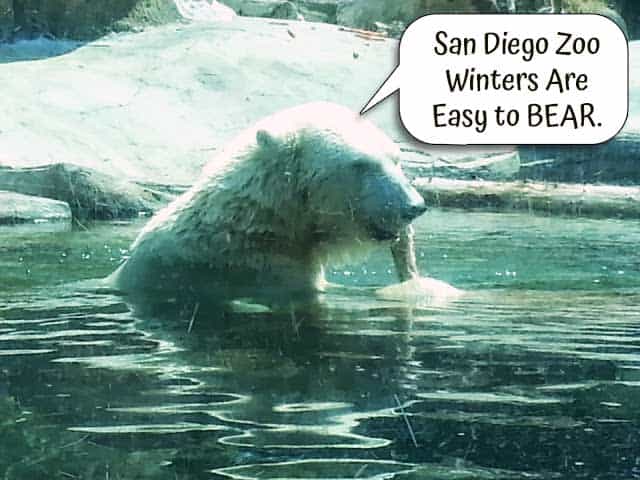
[362,14,628,145]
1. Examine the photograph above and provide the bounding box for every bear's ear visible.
[256,129,281,150]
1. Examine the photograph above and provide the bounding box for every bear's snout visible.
[401,197,427,221]
[393,179,427,222]
[360,173,427,242]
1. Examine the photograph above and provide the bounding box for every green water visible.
[1,210,639,479]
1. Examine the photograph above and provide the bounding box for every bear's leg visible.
[391,225,420,281]
[383,226,462,302]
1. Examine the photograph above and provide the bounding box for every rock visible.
[515,0,545,12]
[3,0,181,40]
[222,0,289,17]
[0,190,71,227]
[222,0,336,22]
[518,131,640,185]
[296,0,339,22]
[272,1,303,20]
[0,164,172,220]
[336,0,420,31]
[336,0,497,32]
[495,0,516,12]
[0,18,407,185]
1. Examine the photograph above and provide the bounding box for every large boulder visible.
[336,0,497,32]
[0,18,404,185]
[0,164,172,220]
[221,0,337,22]
[0,190,71,227]
[4,0,181,40]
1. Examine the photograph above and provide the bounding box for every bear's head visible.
[253,103,426,257]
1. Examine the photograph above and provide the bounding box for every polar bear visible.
[108,102,430,299]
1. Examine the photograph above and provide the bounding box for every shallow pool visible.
[1,210,639,479]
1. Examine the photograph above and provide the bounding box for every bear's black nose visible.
[403,201,427,220]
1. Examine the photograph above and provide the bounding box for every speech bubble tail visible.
[360,66,401,115]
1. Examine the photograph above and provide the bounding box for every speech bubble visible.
[362,14,628,145]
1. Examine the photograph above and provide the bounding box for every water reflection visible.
[1,211,640,479]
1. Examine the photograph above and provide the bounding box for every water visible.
[1,210,639,479]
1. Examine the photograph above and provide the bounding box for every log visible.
[414,177,640,219]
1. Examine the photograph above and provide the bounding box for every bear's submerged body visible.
[108,102,429,299]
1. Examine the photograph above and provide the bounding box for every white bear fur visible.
[108,102,424,297]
